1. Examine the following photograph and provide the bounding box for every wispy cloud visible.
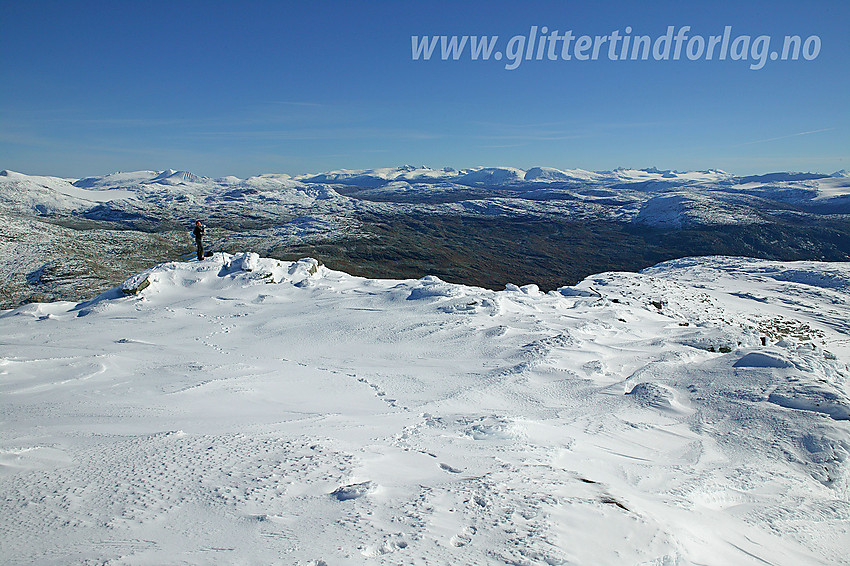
[265,100,325,107]
[3,103,329,131]
[479,142,530,149]
[475,132,588,142]
[737,128,835,146]
[188,127,442,142]
[49,117,207,127]
[469,119,575,130]
[466,118,677,145]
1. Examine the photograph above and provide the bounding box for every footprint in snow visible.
[451,526,477,547]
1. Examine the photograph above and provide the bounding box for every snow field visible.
[1,254,849,565]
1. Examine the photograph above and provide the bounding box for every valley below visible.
[2,166,849,310]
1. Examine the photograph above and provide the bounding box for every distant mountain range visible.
[2,166,849,309]
[4,165,850,227]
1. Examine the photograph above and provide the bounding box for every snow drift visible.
[1,254,849,565]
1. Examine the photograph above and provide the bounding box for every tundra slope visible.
[0,254,848,565]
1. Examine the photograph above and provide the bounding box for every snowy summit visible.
[1,253,848,564]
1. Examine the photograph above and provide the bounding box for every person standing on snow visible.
[193,220,206,260]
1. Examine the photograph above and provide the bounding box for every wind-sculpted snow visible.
[1,255,848,565]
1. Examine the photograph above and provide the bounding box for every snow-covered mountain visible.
[4,165,849,226]
[2,165,850,309]
[1,254,848,564]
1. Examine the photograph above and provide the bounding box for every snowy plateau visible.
[1,166,850,565]
[1,252,849,565]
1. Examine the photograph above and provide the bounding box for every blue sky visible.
[1,0,847,178]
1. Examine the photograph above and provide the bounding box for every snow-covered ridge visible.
[6,165,845,193]
[293,164,735,187]
[4,165,850,230]
[0,169,135,214]
[2,253,849,564]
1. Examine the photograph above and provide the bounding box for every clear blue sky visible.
[1,0,847,178]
